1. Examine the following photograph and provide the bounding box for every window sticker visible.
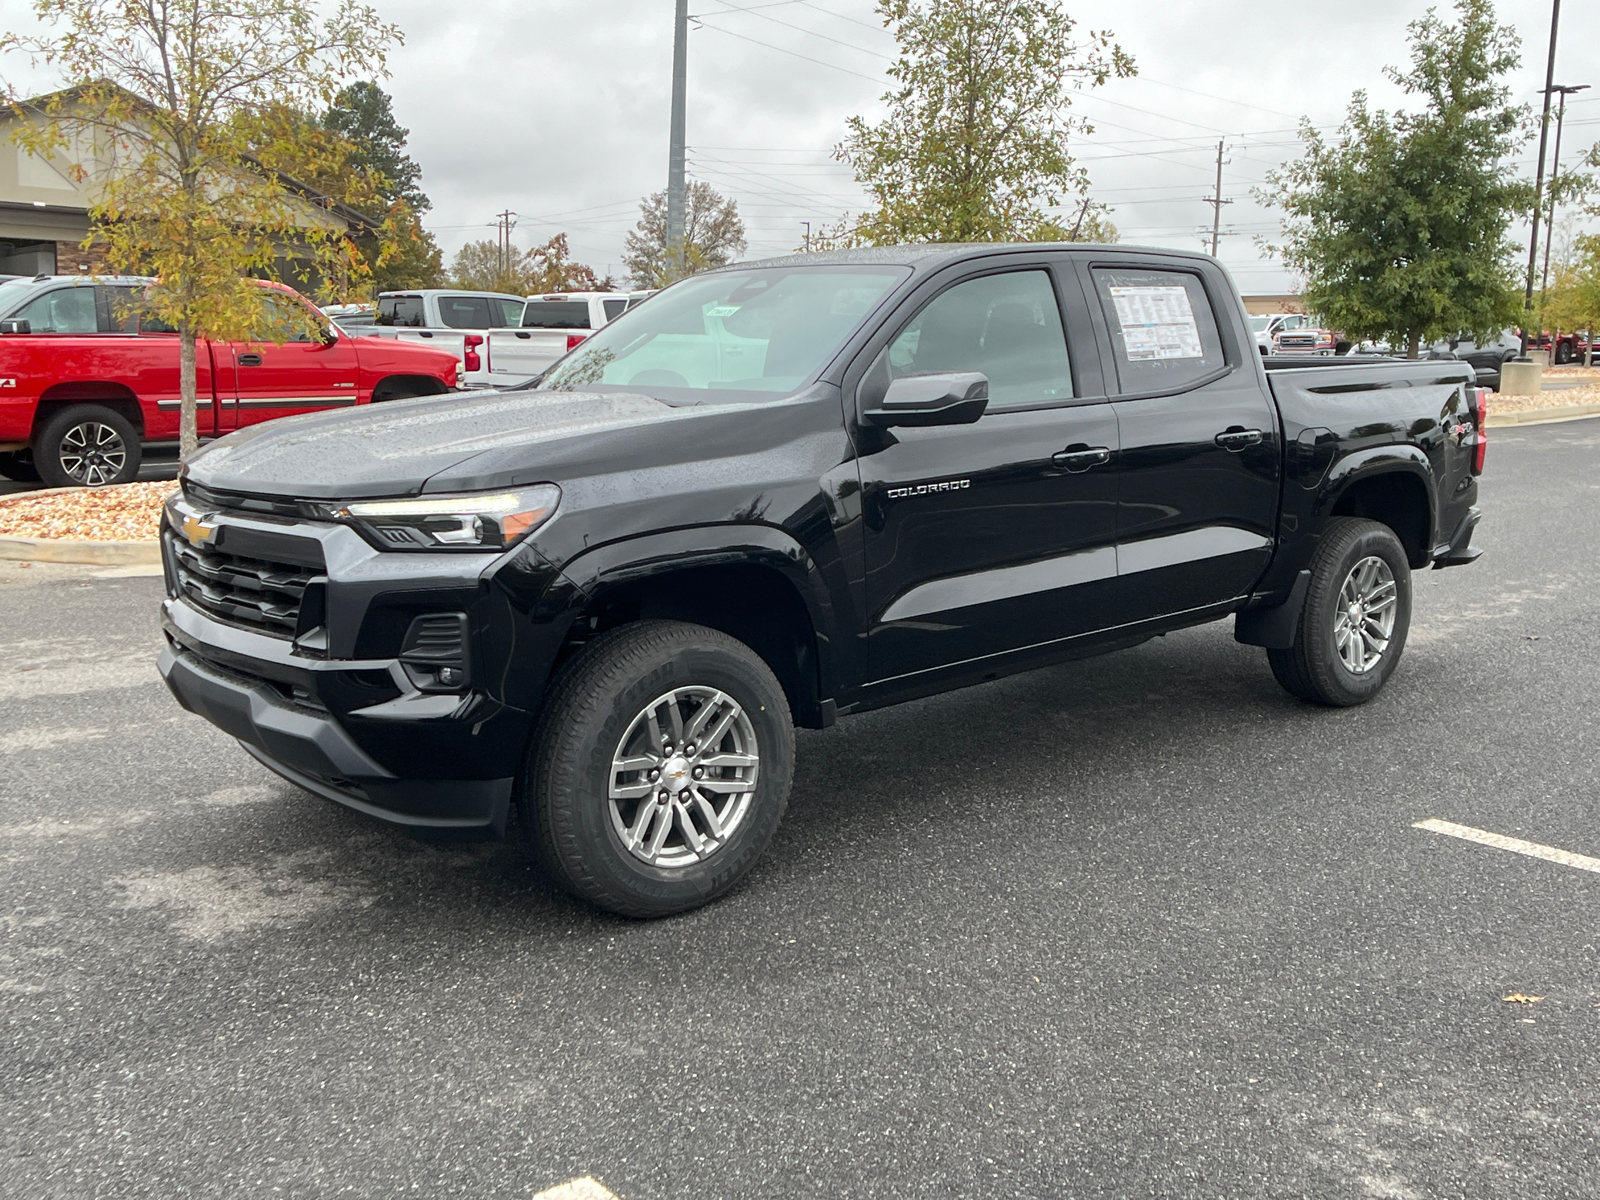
[1108,285,1204,361]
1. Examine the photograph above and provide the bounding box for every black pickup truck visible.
[158,244,1485,917]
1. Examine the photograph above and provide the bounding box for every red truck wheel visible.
[35,405,142,489]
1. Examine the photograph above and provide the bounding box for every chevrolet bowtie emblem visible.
[181,514,219,548]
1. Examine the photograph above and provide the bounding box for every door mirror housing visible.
[864,372,989,427]
[0,319,31,334]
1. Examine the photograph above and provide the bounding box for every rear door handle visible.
[1215,427,1263,451]
[1052,445,1111,472]
[237,353,263,367]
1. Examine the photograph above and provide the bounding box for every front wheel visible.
[1267,517,1412,707]
[523,620,795,917]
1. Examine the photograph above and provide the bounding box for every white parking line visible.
[1414,819,1600,875]
[532,1178,620,1200]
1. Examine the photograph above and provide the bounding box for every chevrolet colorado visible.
[158,244,1485,917]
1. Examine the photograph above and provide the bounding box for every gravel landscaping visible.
[0,481,178,541]
[1495,381,1600,411]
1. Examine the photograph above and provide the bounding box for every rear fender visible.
[1319,445,1437,561]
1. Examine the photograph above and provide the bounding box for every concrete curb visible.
[0,483,171,564]
[1486,401,1600,427]
[0,534,161,565]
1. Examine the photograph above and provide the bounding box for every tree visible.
[1541,235,1600,366]
[321,81,442,291]
[450,233,607,294]
[3,0,401,458]
[1260,0,1529,359]
[832,0,1132,246]
[623,180,745,287]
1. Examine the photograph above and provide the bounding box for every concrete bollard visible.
[1500,361,1543,397]
[1525,348,1549,368]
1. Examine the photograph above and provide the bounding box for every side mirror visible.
[864,372,989,427]
[0,319,31,334]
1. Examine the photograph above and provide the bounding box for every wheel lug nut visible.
[685,743,696,755]
[692,767,704,779]
[648,769,659,781]
[658,790,669,801]
[679,789,690,801]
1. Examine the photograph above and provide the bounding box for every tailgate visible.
[487,329,576,385]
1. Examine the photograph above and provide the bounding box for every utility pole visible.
[666,0,689,279]
[1540,83,1590,301]
[801,221,811,252]
[1523,0,1561,352]
[494,210,517,278]
[1202,140,1232,257]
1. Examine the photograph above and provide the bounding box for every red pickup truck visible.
[0,276,459,487]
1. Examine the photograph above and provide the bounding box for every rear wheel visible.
[34,405,141,488]
[1554,340,1573,365]
[1267,517,1412,707]
[522,619,794,918]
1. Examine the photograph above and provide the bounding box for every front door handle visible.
[1052,445,1111,472]
[237,353,263,367]
[1215,427,1263,451]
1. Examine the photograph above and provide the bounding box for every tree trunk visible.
[1406,332,1421,360]
[178,325,199,461]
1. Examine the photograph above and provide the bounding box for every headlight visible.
[335,484,560,551]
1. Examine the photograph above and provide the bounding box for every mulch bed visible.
[0,481,179,541]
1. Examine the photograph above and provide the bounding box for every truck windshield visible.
[537,265,908,400]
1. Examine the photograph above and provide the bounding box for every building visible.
[0,85,372,279]
[1240,293,1306,316]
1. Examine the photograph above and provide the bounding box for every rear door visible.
[1079,259,1281,623]
[225,290,361,428]
[856,259,1122,690]
[100,284,217,440]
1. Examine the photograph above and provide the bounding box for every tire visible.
[1554,341,1573,365]
[523,619,795,918]
[0,451,40,482]
[1267,517,1412,707]
[371,376,448,403]
[34,405,141,488]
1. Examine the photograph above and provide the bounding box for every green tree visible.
[1261,0,1529,358]
[623,180,746,287]
[833,0,1132,246]
[1541,235,1600,366]
[321,81,442,291]
[3,0,401,458]
[450,233,606,295]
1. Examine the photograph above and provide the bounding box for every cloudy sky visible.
[4,0,1598,294]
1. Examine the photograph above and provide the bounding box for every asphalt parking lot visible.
[3,420,1598,1199]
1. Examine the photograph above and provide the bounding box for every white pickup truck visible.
[485,290,651,389]
[364,289,527,389]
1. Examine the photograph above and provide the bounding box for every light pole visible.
[666,0,689,279]
[1522,0,1561,353]
[1539,83,1589,301]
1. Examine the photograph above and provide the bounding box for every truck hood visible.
[182,387,828,500]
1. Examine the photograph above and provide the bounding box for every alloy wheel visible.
[57,421,128,487]
[1333,555,1397,674]
[607,686,760,869]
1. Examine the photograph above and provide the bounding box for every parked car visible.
[158,244,1485,918]
[1429,330,1522,391]
[321,302,376,335]
[366,288,527,389]
[1530,329,1595,366]
[1273,323,1338,355]
[1249,312,1311,354]
[0,276,459,486]
[485,290,653,390]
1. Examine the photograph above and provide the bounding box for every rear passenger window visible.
[377,295,426,327]
[438,295,493,328]
[491,298,524,326]
[602,299,627,323]
[1091,267,1226,392]
[14,286,97,333]
[887,270,1073,411]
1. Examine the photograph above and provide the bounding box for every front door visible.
[857,265,1121,690]
[1082,262,1281,623]
[222,290,361,431]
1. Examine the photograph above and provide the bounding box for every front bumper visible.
[159,640,513,832]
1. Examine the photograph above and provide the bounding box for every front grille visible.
[166,530,322,638]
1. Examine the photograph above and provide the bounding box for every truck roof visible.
[727,242,1209,273]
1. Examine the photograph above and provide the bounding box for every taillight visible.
[1468,387,1487,475]
[462,333,483,373]
[566,332,588,352]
